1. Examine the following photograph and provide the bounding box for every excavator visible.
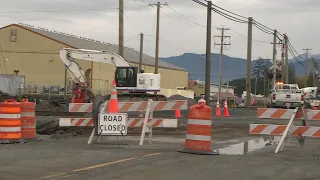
[59,48,167,103]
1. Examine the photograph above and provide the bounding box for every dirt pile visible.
[35,99,68,111]
[167,94,196,107]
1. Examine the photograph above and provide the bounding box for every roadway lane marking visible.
[40,173,67,179]
[72,157,137,172]
[39,152,163,180]
[73,152,162,172]
[142,152,162,157]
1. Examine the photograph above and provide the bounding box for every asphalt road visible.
[2,127,320,180]
[4,107,320,180]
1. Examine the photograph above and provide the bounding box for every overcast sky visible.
[0,0,318,60]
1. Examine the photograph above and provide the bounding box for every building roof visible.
[188,80,236,89]
[3,23,186,72]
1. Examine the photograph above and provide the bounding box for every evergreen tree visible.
[288,63,297,84]
[252,57,266,78]
[307,71,314,87]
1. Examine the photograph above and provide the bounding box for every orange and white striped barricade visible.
[179,99,219,155]
[0,99,23,144]
[20,99,37,141]
[59,99,188,145]
[249,105,320,153]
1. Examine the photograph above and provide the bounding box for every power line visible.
[287,44,304,65]
[131,0,148,7]
[123,12,139,34]
[192,0,248,23]
[192,0,285,37]
[211,3,247,19]
[211,7,248,23]
[160,7,208,28]
[253,22,273,35]
[0,8,119,14]
[161,3,269,44]
[229,29,270,44]
[125,35,140,42]
[287,40,305,59]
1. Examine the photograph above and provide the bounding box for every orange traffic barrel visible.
[0,99,22,143]
[21,98,36,140]
[179,99,219,155]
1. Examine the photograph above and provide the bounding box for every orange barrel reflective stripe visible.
[0,99,21,143]
[179,99,219,155]
[21,98,36,140]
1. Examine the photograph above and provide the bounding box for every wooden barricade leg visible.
[275,107,299,154]
[88,101,107,145]
[148,109,153,145]
[139,99,153,146]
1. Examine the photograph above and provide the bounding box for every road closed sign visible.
[98,113,128,135]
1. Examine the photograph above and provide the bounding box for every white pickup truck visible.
[267,83,304,109]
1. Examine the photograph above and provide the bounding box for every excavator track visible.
[104,92,167,102]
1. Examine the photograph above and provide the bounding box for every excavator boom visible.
[59,48,166,103]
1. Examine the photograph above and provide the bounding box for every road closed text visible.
[103,115,123,122]
[98,113,128,135]
[100,124,126,132]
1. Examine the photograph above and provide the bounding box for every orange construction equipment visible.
[20,99,36,140]
[251,98,255,106]
[223,100,230,117]
[179,99,219,155]
[107,80,119,113]
[215,100,221,116]
[0,99,22,143]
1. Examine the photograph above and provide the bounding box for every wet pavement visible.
[2,125,320,180]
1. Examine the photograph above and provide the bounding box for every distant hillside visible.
[161,53,320,83]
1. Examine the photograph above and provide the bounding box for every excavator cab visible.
[115,67,138,87]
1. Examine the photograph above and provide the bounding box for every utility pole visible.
[284,34,289,83]
[149,2,167,75]
[64,66,67,100]
[119,0,124,57]
[303,47,312,87]
[312,57,315,86]
[246,17,253,106]
[272,29,278,88]
[214,27,231,103]
[139,33,144,72]
[204,0,212,105]
[281,38,285,82]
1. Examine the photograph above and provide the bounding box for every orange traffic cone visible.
[251,98,255,106]
[216,100,221,116]
[175,110,182,118]
[107,80,119,113]
[223,100,230,117]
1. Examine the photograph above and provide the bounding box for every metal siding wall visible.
[0,25,91,89]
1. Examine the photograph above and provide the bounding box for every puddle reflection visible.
[217,137,279,155]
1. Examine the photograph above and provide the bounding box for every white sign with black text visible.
[98,113,128,136]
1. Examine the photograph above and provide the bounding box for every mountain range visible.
[161,53,320,83]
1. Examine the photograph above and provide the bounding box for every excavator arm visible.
[59,48,131,103]
[60,48,130,83]
[59,47,164,103]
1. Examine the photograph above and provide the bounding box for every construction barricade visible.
[179,99,219,155]
[59,99,188,146]
[20,99,36,140]
[249,105,320,153]
[0,99,37,144]
[0,99,22,143]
